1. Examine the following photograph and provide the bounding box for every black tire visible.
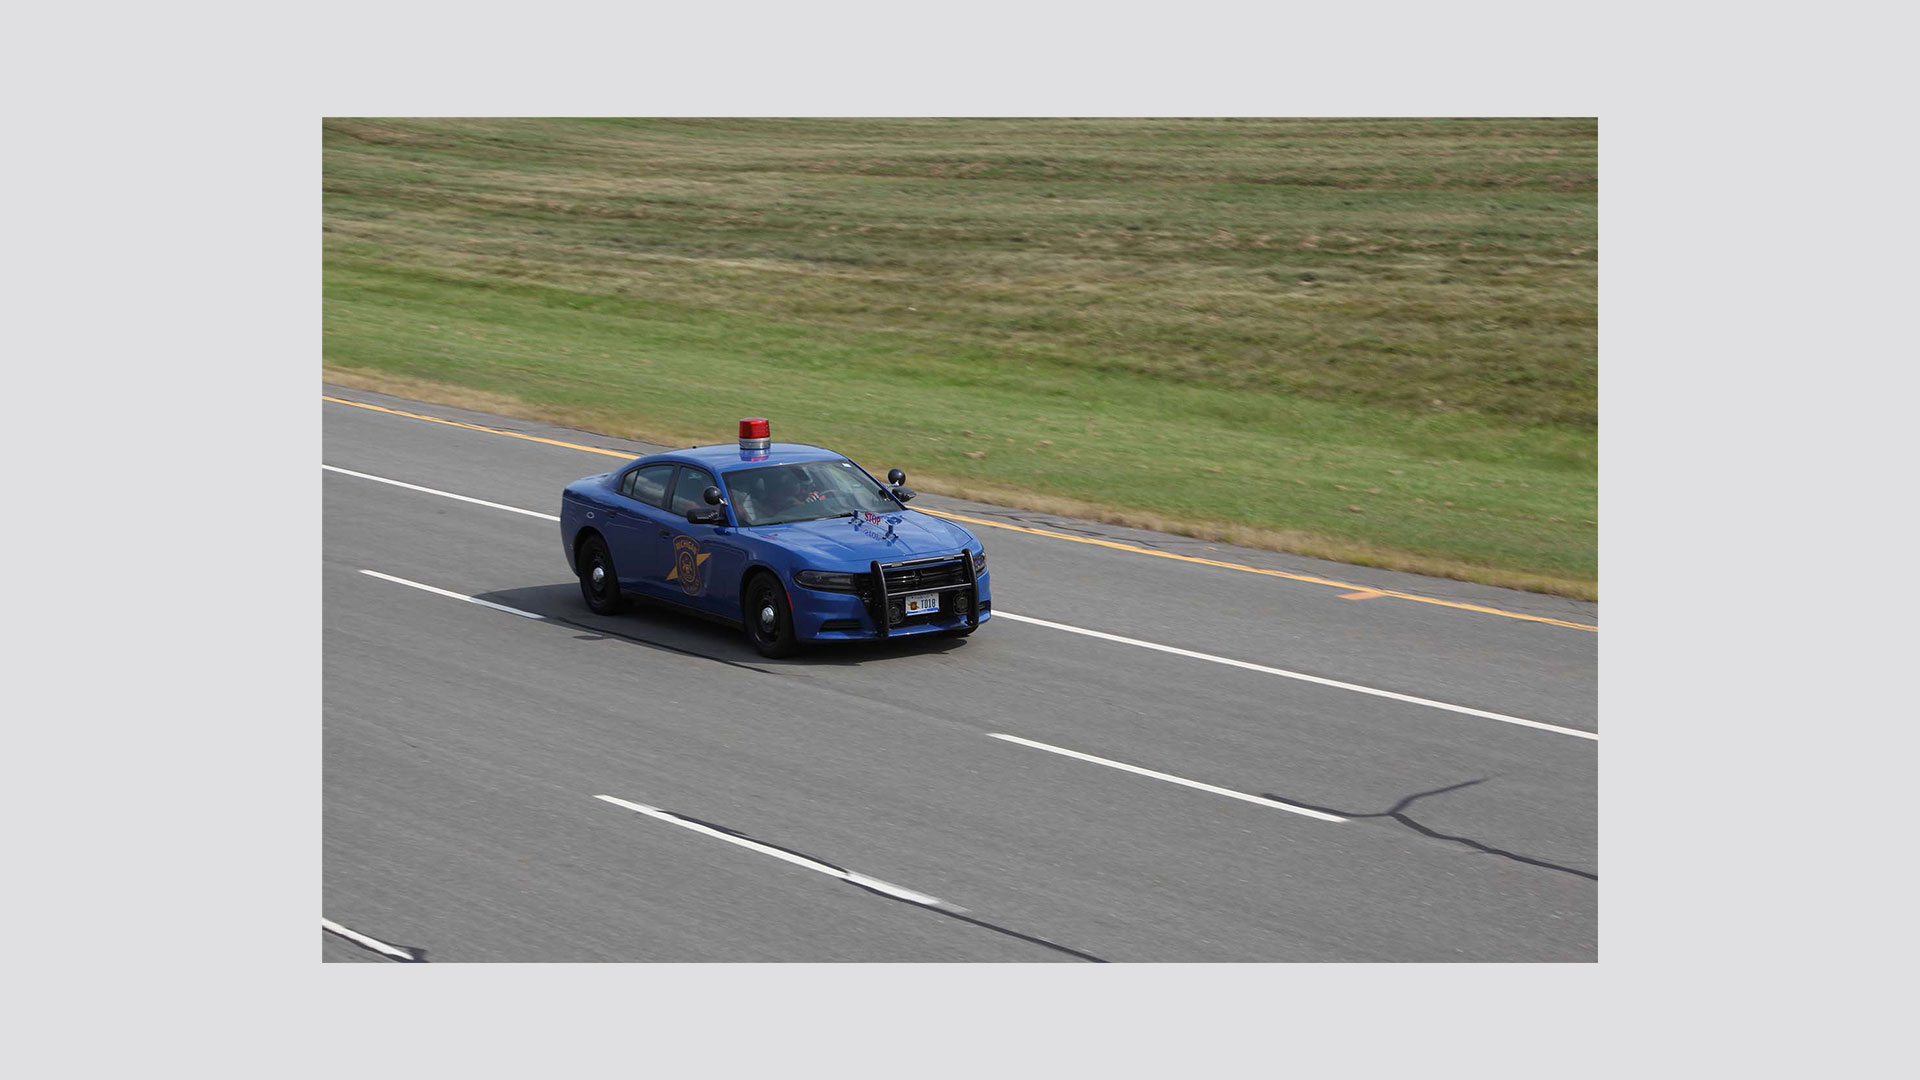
[743,573,799,658]
[577,534,624,616]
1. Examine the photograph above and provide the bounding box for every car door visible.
[661,464,747,618]
[606,462,676,596]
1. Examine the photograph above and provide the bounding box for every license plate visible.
[903,592,940,615]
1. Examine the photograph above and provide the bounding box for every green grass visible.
[323,118,1596,594]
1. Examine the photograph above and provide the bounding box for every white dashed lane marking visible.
[325,464,560,521]
[322,918,423,962]
[594,795,965,912]
[359,569,546,619]
[987,733,1348,822]
[991,612,1596,741]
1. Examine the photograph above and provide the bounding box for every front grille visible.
[868,552,978,638]
[883,558,967,592]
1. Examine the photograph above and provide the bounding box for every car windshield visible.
[727,460,901,526]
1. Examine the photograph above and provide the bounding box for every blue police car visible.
[560,418,991,657]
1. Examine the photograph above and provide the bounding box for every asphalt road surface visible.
[323,385,1598,962]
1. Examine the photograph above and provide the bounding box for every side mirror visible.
[891,485,917,503]
[703,485,724,506]
[887,468,906,485]
[686,507,725,525]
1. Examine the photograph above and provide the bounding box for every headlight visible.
[972,548,987,575]
[795,569,860,593]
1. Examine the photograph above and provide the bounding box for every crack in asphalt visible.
[1263,778,1597,882]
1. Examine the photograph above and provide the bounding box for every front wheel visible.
[744,574,799,658]
[577,534,624,616]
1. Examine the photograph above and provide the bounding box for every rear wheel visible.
[577,534,623,616]
[744,573,798,658]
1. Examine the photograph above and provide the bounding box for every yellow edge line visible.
[324,395,633,459]
[916,508,1596,632]
[323,394,1598,633]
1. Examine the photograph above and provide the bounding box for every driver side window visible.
[669,467,717,516]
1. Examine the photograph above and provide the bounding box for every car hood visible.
[744,510,975,566]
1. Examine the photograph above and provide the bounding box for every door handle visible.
[605,507,620,518]
[658,529,671,538]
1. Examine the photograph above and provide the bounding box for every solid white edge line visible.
[593,795,959,911]
[358,569,546,619]
[988,733,1348,822]
[991,610,1597,742]
[329,463,1591,743]
[321,918,416,961]
[324,464,561,521]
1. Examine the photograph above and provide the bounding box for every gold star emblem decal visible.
[665,551,711,583]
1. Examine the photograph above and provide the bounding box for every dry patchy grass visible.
[324,118,1596,592]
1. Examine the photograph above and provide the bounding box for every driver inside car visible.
[766,465,830,517]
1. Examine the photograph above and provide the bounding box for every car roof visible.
[639,442,849,474]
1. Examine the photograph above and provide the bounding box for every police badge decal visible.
[666,535,711,596]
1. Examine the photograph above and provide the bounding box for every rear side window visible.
[619,463,674,507]
[669,467,718,516]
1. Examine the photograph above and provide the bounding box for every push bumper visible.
[790,565,992,642]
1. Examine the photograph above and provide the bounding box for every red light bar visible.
[739,417,771,450]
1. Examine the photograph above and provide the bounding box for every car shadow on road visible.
[474,583,975,672]
[1265,778,1598,883]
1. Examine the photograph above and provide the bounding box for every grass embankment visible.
[323,118,1596,597]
